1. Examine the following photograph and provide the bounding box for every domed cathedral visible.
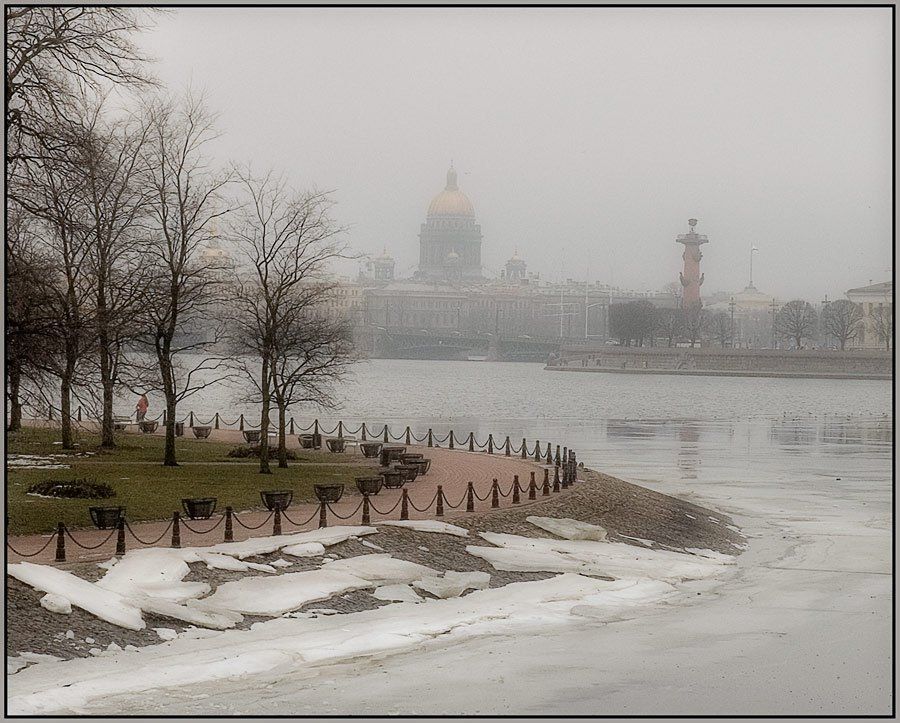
[416,164,484,282]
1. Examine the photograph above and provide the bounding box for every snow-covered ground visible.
[7,414,892,715]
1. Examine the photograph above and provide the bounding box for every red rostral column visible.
[676,218,708,308]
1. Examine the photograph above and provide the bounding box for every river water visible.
[99,360,894,714]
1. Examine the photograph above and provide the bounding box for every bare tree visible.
[5,212,58,431]
[225,170,347,474]
[821,299,864,351]
[869,304,893,351]
[775,299,818,350]
[681,305,707,348]
[656,307,684,347]
[72,100,153,447]
[138,92,232,466]
[270,293,356,467]
[6,7,158,166]
[609,300,657,347]
[709,312,733,348]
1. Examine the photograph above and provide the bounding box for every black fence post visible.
[487,434,494,455]
[534,440,541,462]
[521,438,527,459]
[405,426,411,445]
[553,465,561,493]
[449,431,455,449]
[491,478,499,508]
[225,506,234,542]
[468,432,474,452]
[504,436,511,456]
[382,425,389,443]
[512,475,520,504]
[427,429,433,448]
[318,501,328,528]
[361,423,367,441]
[556,445,562,466]
[55,522,66,562]
[214,413,220,430]
[466,481,475,512]
[171,512,181,548]
[545,442,552,463]
[436,485,444,516]
[289,417,295,435]
[338,421,343,439]
[189,411,194,427]
[362,494,371,525]
[273,508,282,536]
[400,489,409,520]
[542,469,550,496]
[116,518,126,555]
[239,414,245,432]
[529,472,537,500]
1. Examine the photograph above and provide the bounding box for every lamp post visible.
[770,297,779,349]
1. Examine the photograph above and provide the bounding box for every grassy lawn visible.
[7,427,378,535]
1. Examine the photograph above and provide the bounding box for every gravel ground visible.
[7,467,743,660]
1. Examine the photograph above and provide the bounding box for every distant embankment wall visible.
[548,346,892,380]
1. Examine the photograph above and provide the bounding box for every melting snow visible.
[39,593,72,614]
[373,584,423,603]
[322,554,437,585]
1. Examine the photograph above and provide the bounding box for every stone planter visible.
[393,464,419,483]
[355,476,384,496]
[380,469,405,489]
[325,438,346,453]
[89,506,125,530]
[192,425,212,439]
[243,430,261,444]
[399,453,423,464]
[411,458,431,475]
[181,497,217,520]
[260,490,293,511]
[359,442,383,458]
[298,434,316,449]
[139,420,158,434]
[314,484,344,503]
[379,445,407,467]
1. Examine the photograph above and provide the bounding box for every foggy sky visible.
[137,7,892,301]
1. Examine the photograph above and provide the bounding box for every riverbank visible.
[546,365,892,380]
[7,466,742,685]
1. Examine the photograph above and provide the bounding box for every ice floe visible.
[372,584,423,603]
[378,520,470,537]
[413,571,491,599]
[526,516,608,541]
[39,593,72,614]
[322,554,437,584]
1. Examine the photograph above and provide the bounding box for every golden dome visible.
[427,165,474,217]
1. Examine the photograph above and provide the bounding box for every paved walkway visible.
[7,445,563,564]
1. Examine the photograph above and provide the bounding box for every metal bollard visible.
[116,518,126,555]
[338,421,343,439]
[171,512,181,549]
[512,475,520,504]
[556,445,562,466]
[466,481,475,512]
[436,485,444,516]
[362,495,371,525]
[225,506,234,542]
[521,438,527,459]
[239,414,245,431]
[405,426,411,445]
[529,473,537,501]
[289,417,294,435]
[542,470,550,496]
[491,479,499,508]
[505,436,511,456]
[534,440,541,462]
[215,412,220,430]
[468,432,474,452]
[189,411,194,427]
[428,428,433,447]
[545,442,552,463]
[383,425,389,443]
[400,489,409,520]
[553,465,561,493]
[488,435,494,454]
[55,522,66,562]
[449,431,455,449]
[318,501,328,529]
[273,508,282,536]
[361,423,367,441]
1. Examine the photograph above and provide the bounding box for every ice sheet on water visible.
[8,562,145,630]
[378,520,470,537]
[467,532,731,582]
[526,516,608,541]
[7,575,618,714]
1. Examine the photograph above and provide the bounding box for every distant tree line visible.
[5,7,356,472]
[608,297,889,351]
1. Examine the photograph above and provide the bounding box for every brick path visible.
[7,445,563,565]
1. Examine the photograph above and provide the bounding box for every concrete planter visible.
[260,490,293,511]
[181,497,217,520]
[89,506,125,530]
[192,426,212,439]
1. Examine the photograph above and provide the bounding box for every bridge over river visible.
[362,327,561,362]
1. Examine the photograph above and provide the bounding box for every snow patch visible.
[372,584,423,603]
[39,593,72,614]
[527,516,608,541]
[378,520,470,537]
[322,554,437,585]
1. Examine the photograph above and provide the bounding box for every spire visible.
[446,162,458,191]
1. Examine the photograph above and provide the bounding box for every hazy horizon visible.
[137,7,892,301]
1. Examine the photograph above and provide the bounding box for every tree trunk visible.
[60,372,74,449]
[258,356,271,474]
[839,338,846,351]
[7,363,22,432]
[277,403,288,468]
[101,379,115,448]
[159,352,178,467]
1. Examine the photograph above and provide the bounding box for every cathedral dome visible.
[427,165,474,217]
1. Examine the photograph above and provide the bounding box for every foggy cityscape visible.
[5,5,893,718]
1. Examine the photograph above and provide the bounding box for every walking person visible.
[136,393,149,422]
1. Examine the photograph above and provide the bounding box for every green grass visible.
[6,427,378,535]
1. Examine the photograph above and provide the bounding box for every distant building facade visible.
[846,281,893,349]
